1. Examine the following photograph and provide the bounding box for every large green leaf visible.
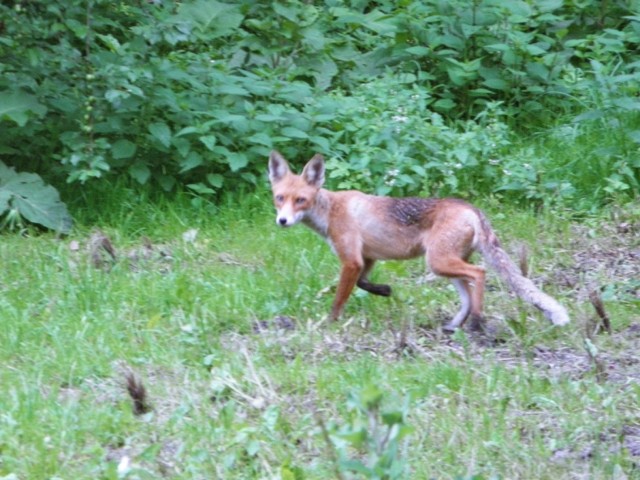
[111,139,137,160]
[177,0,244,39]
[0,190,12,212]
[0,162,72,233]
[179,151,203,173]
[129,162,151,184]
[227,152,248,172]
[148,122,172,148]
[0,91,47,127]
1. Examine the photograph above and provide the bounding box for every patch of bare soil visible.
[69,229,174,273]
[502,324,640,385]
[68,228,264,275]
[557,219,640,300]
[549,423,640,471]
[233,309,640,460]
[239,309,640,387]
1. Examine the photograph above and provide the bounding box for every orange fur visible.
[268,151,570,330]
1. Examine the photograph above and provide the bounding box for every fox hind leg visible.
[357,258,392,297]
[426,244,486,332]
[443,279,472,332]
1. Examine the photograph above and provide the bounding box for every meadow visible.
[2,2,640,478]
[0,185,638,479]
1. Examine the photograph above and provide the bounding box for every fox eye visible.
[295,197,307,205]
[275,194,284,203]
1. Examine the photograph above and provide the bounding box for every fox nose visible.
[278,217,288,226]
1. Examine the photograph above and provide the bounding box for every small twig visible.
[395,319,409,354]
[400,319,409,348]
[377,424,393,459]
[392,318,421,358]
[583,338,606,383]
[241,346,273,400]
[125,371,151,415]
[518,244,529,278]
[89,230,117,270]
[589,288,612,335]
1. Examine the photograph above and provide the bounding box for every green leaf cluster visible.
[327,384,414,479]
[0,0,638,205]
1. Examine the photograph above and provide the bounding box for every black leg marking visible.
[468,314,485,333]
[357,279,392,297]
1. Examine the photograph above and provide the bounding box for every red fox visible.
[268,151,570,331]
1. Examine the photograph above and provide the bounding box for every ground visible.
[1,204,638,478]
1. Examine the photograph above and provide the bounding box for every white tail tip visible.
[546,307,570,326]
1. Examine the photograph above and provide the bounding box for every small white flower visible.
[117,456,131,477]
[182,228,198,243]
[392,115,408,123]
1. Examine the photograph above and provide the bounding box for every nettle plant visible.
[571,60,640,196]
[326,384,413,480]
[0,0,639,217]
[319,76,511,198]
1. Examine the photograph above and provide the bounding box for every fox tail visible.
[476,211,570,326]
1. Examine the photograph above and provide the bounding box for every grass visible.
[0,186,639,479]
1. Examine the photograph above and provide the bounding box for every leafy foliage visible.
[0,90,46,127]
[0,162,72,233]
[0,0,638,207]
[317,76,512,197]
[326,384,413,479]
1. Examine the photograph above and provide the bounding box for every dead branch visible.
[588,288,612,335]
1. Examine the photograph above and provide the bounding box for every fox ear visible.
[268,150,290,184]
[301,154,325,188]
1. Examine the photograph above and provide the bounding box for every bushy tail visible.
[476,212,570,326]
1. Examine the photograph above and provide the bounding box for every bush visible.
[315,75,511,197]
[0,0,638,216]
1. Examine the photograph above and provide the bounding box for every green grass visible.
[0,188,639,479]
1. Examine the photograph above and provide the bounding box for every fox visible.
[267,150,570,331]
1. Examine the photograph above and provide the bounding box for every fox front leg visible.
[329,259,363,321]
[356,258,392,297]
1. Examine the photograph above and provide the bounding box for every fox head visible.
[268,151,325,227]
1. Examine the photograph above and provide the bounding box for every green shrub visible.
[315,75,511,197]
[0,0,638,211]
